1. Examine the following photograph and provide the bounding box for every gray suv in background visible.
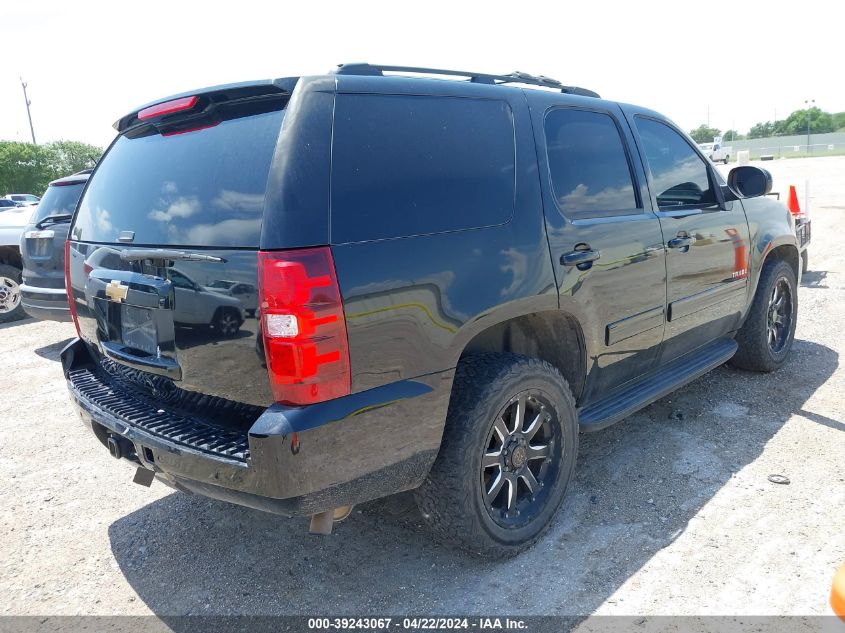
[20,171,90,321]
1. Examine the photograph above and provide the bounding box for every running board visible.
[578,338,738,432]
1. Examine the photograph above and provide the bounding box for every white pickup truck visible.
[698,138,732,164]
[0,206,31,322]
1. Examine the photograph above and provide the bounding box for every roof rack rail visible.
[334,63,600,98]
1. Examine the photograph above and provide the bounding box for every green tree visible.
[689,124,722,143]
[0,142,50,195]
[747,120,785,139]
[779,107,835,136]
[722,130,744,141]
[829,112,845,132]
[45,140,102,176]
[0,140,101,196]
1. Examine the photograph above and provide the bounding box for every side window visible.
[331,94,515,243]
[170,271,193,289]
[544,109,638,217]
[635,117,717,209]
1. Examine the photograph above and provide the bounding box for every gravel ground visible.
[0,157,843,621]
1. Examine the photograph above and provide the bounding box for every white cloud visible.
[211,190,265,212]
[148,196,200,222]
[94,208,112,234]
[558,183,635,213]
[170,218,259,245]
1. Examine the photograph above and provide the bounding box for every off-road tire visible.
[415,353,578,558]
[0,264,26,324]
[729,259,797,372]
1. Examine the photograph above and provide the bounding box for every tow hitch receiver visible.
[107,433,134,460]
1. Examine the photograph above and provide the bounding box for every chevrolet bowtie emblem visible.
[106,280,129,303]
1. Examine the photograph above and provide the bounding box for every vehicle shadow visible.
[0,316,34,331]
[108,338,837,619]
[34,337,74,362]
[801,270,828,288]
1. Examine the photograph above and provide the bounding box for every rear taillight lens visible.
[64,240,81,337]
[258,247,350,406]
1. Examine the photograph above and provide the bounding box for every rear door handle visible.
[561,248,601,268]
[667,235,695,249]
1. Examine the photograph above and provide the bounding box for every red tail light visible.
[65,240,81,337]
[258,247,350,406]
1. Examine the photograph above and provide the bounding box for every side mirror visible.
[726,166,773,199]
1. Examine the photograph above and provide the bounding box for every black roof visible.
[114,64,600,134]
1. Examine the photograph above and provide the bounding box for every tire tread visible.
[729,258,796,372]
[414,352,577,558]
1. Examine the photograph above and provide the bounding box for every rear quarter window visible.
[330,94,515,243]
[544,108,639,217]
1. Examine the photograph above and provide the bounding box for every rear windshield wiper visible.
[35,214,73,229]
[119,249,227,264]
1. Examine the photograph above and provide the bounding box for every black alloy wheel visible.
[481,391,561,529]
[767,276,793,354]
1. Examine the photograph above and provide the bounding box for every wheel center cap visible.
[510,446,527,469]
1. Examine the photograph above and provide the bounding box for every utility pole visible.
[804,99,815,156]
[20,78,36,144]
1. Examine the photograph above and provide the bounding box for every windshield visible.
[31,182,85,224]
[72,109,284,247]
[207,280,235,289]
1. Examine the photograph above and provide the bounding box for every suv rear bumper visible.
[21,283,71,322]
[61,338,454,516]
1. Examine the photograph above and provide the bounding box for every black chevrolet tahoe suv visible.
[61,64,800,556]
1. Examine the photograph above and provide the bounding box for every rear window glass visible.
[31,182,85,224]
[331,94,515,243]
[72,110,283,246]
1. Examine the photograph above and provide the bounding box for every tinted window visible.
[545,109,637,216]
[635,117,717,209]
[331,94,515,243]
[31,182,85,224]
[72,110,284,246]
[170,270,195,289]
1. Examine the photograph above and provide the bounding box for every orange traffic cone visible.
[832,562,845,621]
[787,185,802,216]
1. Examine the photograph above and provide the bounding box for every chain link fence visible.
[720,132,845,162]
[746,143,845,160]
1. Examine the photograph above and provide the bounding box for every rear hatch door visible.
[68,84,291,407]
[22,178,87,291]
